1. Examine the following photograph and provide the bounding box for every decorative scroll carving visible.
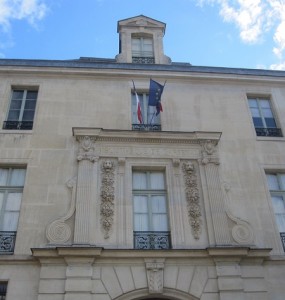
[200,140,219,165]
[182,161,202,239]
[223,182,255,245]
[46,177,77,244]
[145,260,165,294]
[100,160,115,239]
[77,136,96,162]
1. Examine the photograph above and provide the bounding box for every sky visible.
[0,0,285,70]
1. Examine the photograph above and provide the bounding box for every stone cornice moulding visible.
[72,128,222,146]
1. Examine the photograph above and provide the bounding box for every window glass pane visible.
[24,100,36,110]
[265,118,277,128]
[134,214,149,231]
[262,107,274,118]
[0,169,9,185]
[267,174,279,190]
[10,100,22,109]
[12,90,24,100]
[260,99,270,108]
[250,107,261,117]
[6,193,22,210]
[280,175,285,190]
[151,196,166,212]
[26,91,38,100]
[0,193,4,210]
[152,214,168,231]
[10,169,26,186]
[275,214,285,232]
[150,173,165,190]
[133,172,147,189]
[133,195,148,213]
[3,211,19,231]
[271,196,285,213]
[7,110,20,121]
[22,110,35,121]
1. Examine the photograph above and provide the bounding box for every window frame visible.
[247,95,282,137]
[0,167,26,254]
[266,172,285,251]
[3,87,38,130]
[131,34,155,64]
[131,91,161,131]
[132,169,171,250]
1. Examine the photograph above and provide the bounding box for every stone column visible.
[74,136,97,244]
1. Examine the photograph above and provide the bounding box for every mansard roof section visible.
[0,58,285,80]
[117,15,166,35]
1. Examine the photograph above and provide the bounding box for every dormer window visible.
[132,35,154,64]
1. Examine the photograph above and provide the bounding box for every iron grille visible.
[134,231,171,250]
[280,232,285,251]
[3,121,33,130]
[132,57,155,64]
[132,124,161,131]
[255,127,282,137]
[0,231,16,254]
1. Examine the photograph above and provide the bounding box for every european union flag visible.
[148,79,164,115]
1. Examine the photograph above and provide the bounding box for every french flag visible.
[135,91,143,124]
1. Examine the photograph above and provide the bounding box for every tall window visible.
[132,36,154,64]
[3,88,38,130]
[132,170,170,249]
[131,92,161,131]
[0,282,7,300]
[266,173,285,251]
[0,167,26,254]
[248,97,282,137]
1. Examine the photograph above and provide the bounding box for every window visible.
[266,173,285,251]
[248,97,282,137]
[132,170,170,249]
[0,282,7,300]
[132,36,154,64]
[3,88,38,130]
[131,92,161,131]
[0,167,26,254]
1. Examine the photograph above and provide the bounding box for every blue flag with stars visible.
[148,79,164,115]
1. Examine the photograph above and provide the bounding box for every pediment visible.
[117,15,166,33]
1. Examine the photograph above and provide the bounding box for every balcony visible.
[281,232,285,251]
[255,127,282,137]
[0,283,7,299]
[134,231,171,250]
[3,121,33,130]
[0,231,16,254]
[132,124,161,131]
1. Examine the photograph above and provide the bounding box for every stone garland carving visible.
[46,177,77,244]
[182,161,202,240]
[200,139,219,165]
[77,135,97,162]
[223,182,255,245]
[100,160,115,239]
[145,260,165,294]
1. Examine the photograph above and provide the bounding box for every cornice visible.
[72,128,222,145]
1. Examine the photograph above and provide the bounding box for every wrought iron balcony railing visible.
[280,232,285,251]
[132,124,161,131]
[255,127,282,137]
[132,56,155,64]
[0,231,16,254]
[3,121,33,130]
[134,231,171,250]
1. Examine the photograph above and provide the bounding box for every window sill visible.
[256,136,285,142]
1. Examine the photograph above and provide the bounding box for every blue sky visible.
[0,0,285,70]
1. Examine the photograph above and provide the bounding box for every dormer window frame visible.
[131,33,155,64]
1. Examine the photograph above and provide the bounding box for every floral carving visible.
[100,160,115,239]
[182,161,202,239]
[145,260,165,294]
[200,140,219,165]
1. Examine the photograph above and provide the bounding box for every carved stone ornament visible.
[77,136,96,162]
[182,161,202,239]
[223,182,255,245]
[100,160,115,239]
[145,260,165,294]
[200,139,219,165]
[46,177,77,244]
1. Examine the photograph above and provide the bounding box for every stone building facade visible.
[0,15,285,300]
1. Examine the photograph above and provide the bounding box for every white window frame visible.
[131,37,154,58]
